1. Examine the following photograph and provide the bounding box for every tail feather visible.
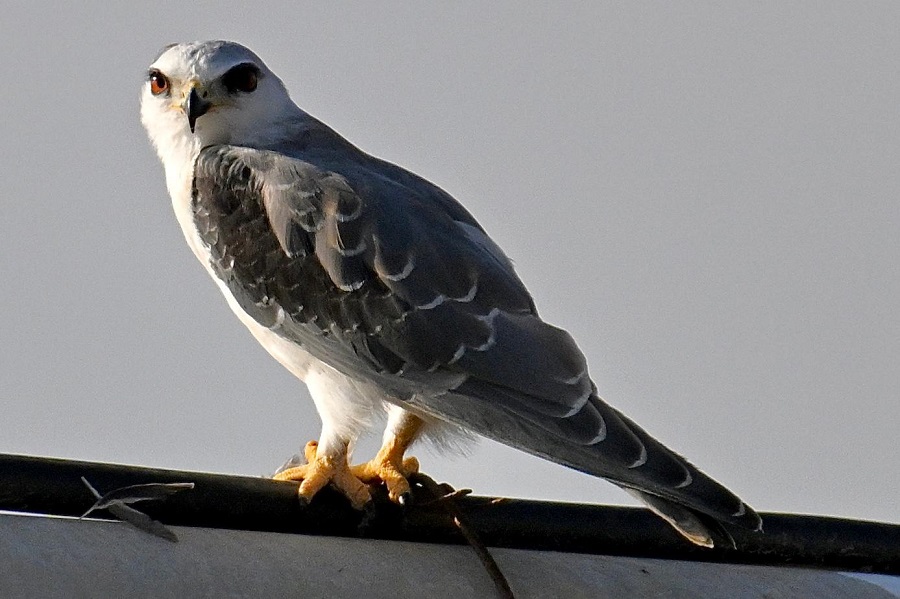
[625,488,737,548]
[609,404,763,536]
[417,386,762,545]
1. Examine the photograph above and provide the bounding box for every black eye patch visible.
[222,63,260,93]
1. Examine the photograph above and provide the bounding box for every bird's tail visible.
[624,488,733,548]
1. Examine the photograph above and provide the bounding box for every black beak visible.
[185,87,212,133]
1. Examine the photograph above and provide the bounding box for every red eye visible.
[149,70,169,96]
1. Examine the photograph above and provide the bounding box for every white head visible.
[141,41,302,169]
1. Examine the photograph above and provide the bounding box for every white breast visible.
[165,152,322,383]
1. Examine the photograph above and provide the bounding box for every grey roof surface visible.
[1,513,897,599]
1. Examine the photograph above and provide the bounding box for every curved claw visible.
[273,440,371,510]
[351,451,420,503]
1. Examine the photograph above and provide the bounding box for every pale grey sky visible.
[1,3,897,525]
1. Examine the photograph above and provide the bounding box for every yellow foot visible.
[273,441,371,510]
[350,444,420,503]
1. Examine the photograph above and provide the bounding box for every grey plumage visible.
[142,40,761,547]
[192,125,762,538]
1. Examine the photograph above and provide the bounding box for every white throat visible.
[152,126,207,262]
[144,104,305,263]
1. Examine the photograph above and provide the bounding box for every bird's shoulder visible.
[268,118,483,231]
[190,129,537,376]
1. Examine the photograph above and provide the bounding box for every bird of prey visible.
[141,40,761,547]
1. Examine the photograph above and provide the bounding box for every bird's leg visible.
[273,408,422,508]
[351,406,423,503]
[273,439,371,510]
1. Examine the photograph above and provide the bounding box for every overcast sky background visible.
[0,3,897,526]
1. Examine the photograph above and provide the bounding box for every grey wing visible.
[192,144,761,533]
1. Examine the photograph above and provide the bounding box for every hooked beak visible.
[184,86,212,133]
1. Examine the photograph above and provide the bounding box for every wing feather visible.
[191,142,761,534]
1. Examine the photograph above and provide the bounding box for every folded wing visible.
[191,143,761,536]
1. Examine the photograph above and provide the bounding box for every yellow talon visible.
[351,441,420,502]
[274,411,425,508]
[273,440,371,509]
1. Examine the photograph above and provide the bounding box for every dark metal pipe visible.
[1,453,896,575]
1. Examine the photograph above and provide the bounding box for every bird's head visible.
[141,40,300,164]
